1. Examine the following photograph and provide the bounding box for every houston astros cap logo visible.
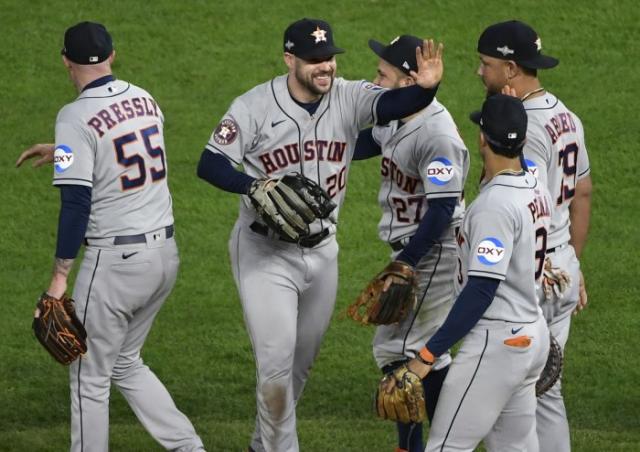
[311,27,327,43]
[496,45,514,56]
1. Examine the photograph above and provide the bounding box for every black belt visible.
[546,243,567,254]
[85,225,174,246]
[249,222,329,248]
[390,241,405,252]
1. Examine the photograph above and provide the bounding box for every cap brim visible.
[469,110,482,125]
[295,46,345,60]
[368,39,386,59]
[516,54,559,69]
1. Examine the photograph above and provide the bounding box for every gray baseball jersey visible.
[205,75,384,234]
[53,78,203,452]
[53,79,174,237]
[371,99,469,371]
[455,171,552,322]
[206,74,385,452]
[522,92,590,250]
[426,171,553,451]
[373,98,468,243]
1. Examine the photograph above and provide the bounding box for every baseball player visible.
[17,22,204,452]
[476,20,592,451]
[196,18,444,452]
[352,35,468,452]
[391,94,553,451]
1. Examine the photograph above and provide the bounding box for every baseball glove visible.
[248,173,336,241]
[375,364,426,423]
[347,261,416,325]
[541,257,571,301]
[32,292,87,365]
[536,334,563,397]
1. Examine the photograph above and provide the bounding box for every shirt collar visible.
[82,74,115,92]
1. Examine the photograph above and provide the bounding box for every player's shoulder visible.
[233,76,282,112]
[414,99,465,146]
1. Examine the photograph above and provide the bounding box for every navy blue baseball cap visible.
[283,18,344,60]
[61,21,113,65]
[368,35,422,75]
[478,20,558,69]
[470,94,528,152]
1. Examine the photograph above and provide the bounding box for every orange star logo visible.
[310,27,327,44]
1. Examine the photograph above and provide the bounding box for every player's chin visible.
[312,75,333,92]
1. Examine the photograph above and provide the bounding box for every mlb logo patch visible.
[54,145,74,173]
[476,237,505,265]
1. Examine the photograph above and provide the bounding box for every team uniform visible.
[522,91,590,451]
[425,171,552,452]
[53,77,204,452]
[372,99,468,373]
[204,75,386,452]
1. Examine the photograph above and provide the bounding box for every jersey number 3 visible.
[114,125,166,191]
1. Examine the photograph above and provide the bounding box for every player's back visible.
[523,92,590,249]
[460,172,552,323]
[54,79,174,238]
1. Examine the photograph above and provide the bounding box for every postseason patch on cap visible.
[426,157,454,185]
[213,119,238,145]
[476,237,505,265]
[54,145,74,173]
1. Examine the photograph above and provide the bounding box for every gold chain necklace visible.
[521,87,545,102]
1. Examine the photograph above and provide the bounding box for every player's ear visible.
[401,76,416,88]
[62,55,72,69]
[505,60,519,80]
[284,52,295,70]
[108,50,116,64]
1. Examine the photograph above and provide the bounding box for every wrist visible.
[417,347,435,366]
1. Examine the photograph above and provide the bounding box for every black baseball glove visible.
[248,173,336,241]
[33,292,87,365]
[536,334,563,397]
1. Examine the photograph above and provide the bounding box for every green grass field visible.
[2,0,639,450]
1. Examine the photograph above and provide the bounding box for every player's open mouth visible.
[314,74,332,86]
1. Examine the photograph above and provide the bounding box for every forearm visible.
[376,84,438,125]
[48,257,74,298]
[197,150,255,194]
[353,128,381,161]
[569,176,592,258]
[396,197,457,267]
[425,276,499,357]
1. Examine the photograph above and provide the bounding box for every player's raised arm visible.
[16,143,55,168]
[410,39,444,89]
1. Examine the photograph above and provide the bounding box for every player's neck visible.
[483,154,523,180]
[74,69,113,93]
[513,79,545,101]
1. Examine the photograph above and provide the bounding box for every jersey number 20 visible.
[113,125,166,190]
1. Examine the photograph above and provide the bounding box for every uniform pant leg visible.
[69,248,130,452]
[110,241,204,452]
[230,224,304,452]
[536,314,572,452]
[291,238,339,403]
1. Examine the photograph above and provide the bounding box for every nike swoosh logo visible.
[122,252,138,260]
[271,119,286,127]
[511,326,524,335]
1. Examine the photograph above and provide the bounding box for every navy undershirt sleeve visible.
[56,185,91,259]
[376,84,439,125]
[197,150,256,194]
[426,276,500,357]
[353,128,382,161]
[396,197,457,267]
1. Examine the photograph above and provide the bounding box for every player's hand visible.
[410,39,444,89]
[501,85,518,97]
[381,273,407,292]
[573,270,588,315]
[407,357,432,379]
[16,143,55,168]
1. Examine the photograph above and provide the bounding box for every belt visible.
[85,225,174,246]
[389,236,413,252]
[546,243,567,254]
[249,222,329,248]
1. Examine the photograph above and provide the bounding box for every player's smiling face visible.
[287,53,336,100]
[477,54,510,96]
